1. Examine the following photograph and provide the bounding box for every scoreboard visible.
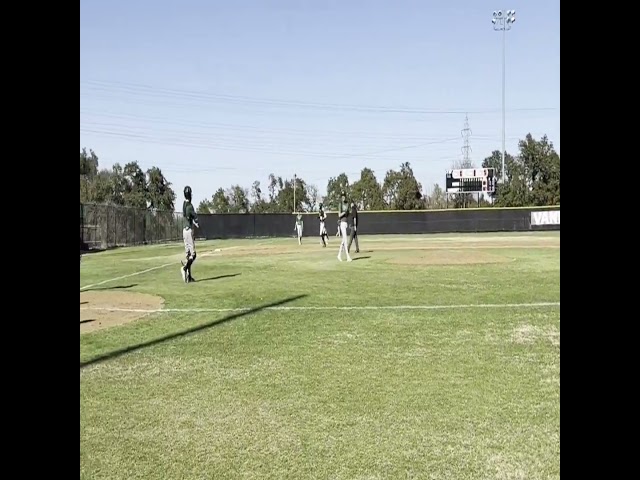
[446,168,496,194]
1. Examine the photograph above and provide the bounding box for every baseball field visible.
[80,231,560,479]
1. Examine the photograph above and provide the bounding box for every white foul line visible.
[80,301,560,314]
[80,246,245,291]
[80,263,174,291]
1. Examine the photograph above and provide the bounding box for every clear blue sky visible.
[80,0,560,209]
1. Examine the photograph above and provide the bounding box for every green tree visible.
[267,173,280,204]
[197,199,212,214]
[84,169,117,204]
[250,180,262,205]
[80,148,100,202]
[275,176,310,212]
[122,161,147,209]
[226,185,250,213]
[496,161,530,207]
[80,148,99,178]
[325,173,350,210]
[518,134,560,206]
[481,150,517,183]
[109,163,127,206]
[146,166,175,211]
[250,180,270,213]
[483,134,560,207]
[351,168,385,210]
[210,188,231,213]
[382,162,423,210]
[426,183,446,209]
[80,148,177,213]
[481,150,517,204]
[305,183,319,211]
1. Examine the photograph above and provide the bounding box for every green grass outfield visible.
[80,232,560,480]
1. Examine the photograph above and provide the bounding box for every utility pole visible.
[492,9,516,184]
[293,173,296,213]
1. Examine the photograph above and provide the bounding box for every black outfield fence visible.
[80,204,559,248]
[196,206,560,240]
[80,203,184,250]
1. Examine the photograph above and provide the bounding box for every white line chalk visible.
[80,263,174,291]
[80,301,560,314]
[81,245,243,291]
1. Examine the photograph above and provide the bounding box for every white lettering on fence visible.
[531,210,560,226]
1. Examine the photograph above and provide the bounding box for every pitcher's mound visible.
[387,250,513,266]
[80,291,164,334]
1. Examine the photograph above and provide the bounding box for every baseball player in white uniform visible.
[294,212,304,245]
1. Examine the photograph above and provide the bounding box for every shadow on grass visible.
[80,301,88,305]
[80,247,112,255]
[352,256,371,261]
[196,273,241,283]
[81,284,138,292]
[80,319,95,325]
[80,294,307,369]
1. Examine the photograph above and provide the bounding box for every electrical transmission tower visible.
[461,113,472,165]
[460,114,476,208]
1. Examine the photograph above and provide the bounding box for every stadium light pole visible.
[492,9,516,185]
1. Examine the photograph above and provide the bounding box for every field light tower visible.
[492,9,516,185]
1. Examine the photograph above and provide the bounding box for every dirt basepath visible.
[80,291,164,334]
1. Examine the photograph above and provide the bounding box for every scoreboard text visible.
[445,168,496,194]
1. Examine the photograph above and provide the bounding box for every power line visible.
[80,79,558,115]
[80,91,557,125]
[80,110,500,141]
[80,120,485,151]
[80,113,531,151]
[80,78,557,193]
[80,127,462,160]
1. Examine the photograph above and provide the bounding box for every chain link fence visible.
[80,203,184,250]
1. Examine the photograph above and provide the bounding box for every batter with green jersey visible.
[181,185,200,283]
[348,201,360,253]
[337,191,352,262]
[318,203,328,247]
[294,212,304,245]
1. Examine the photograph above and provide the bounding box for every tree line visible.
[80,148,176,212]
[80,132,559,214]
[197,132,559,213]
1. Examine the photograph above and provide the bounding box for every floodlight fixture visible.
[491,8,518,183]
